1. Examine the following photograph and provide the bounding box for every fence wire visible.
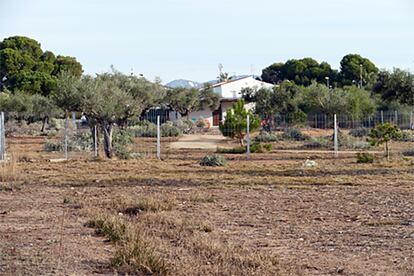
[1,110,413,161]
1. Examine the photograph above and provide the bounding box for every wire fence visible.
[0,110,413,162]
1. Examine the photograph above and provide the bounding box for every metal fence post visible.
[246,115,250,159]
[72,112,76,128]
[94,125,98,157]
[64,116,68,160]
[395,110,398,125]
[0,112,4,160]
[156,115,161,159]
[334,114,338,158]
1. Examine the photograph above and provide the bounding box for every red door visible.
[212,109,221,126]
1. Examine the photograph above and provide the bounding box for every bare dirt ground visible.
[0,137,413,275]
[169,134,229,150]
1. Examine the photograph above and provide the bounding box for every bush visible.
[195,118,208,129]
[254,131,279,143]
[304,137,331,148]
[172,119,195,134]
[282,128,308,141]
[113,130,134,160]
[356,152,374,163]
[200,155,227,166]
[161,121,181,137]
[263,143,273,152]
[402,149,414,157]
[216,147,246,154]
[395,130,413,142]
[129,121,182,137]
[351,141,371,150]
[44,132,92,152]
[349,128,370,137]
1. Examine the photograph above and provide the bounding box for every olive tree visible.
[368,123,401,161]
[219,99,260,146]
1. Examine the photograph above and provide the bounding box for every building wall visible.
[169,107,214,127]
[213,76,273,99]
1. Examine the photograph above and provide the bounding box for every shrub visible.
[216,147,246,154]
[282,128,308,141]
[86,215,127,242]
[349,128,370,137]
[356,152,374,163]
[44,132,93,152]
[161,121,181,137]
[254,131,279,142]
[200,155,227,166]
[395,130,413,142]
[129,121,182,137]
[352,141,371,150]
[262,143,273,152]
[113,130,134,160]
[304,137,331,148]
[111,236,169,275]
[402,149,414,157]
[250,143,263,153]
[195,118,208,129]
[173,119,195,134]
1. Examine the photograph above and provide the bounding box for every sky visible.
[1,0,413,83]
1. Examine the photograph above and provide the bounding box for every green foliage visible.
[282,128,308,141]
[44,132,93,152]
[113,129,134,160]
[356,152,374,163]
[373,68,414,106]
[219,99,260,145]
[200,155,227,166]
[261,58,337,86]
[216,147,246,154]
[262,143,273,151]
[129,121,182,137]
[349,128,370,137]
[250,142,272,153]
[368,123,402,159]
[165,85,221,118]
[340,54,378,87]
[254,131,279,142]
[0,36,82,95]
[304,137,331,148]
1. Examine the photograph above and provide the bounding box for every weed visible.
[200,155,227,167]
[356,152,374,163]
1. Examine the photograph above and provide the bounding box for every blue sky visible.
[1,0,413,83]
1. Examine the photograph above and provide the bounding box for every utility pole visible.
[325,76,330,88]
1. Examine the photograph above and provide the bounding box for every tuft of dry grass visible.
[111,195,176,215]
[0,153,20,185]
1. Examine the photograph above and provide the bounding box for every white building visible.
[170,76,273,127]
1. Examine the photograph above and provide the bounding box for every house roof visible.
[211,76,252,88]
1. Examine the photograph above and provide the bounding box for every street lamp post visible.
[359,64,363,88]
[325,76,330,88]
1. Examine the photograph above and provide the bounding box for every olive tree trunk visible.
[102,123,113,158]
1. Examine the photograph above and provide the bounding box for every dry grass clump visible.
[111,232,169,275]
[111,195,176,215]
[86,214,169,274]
[0,153,22,188]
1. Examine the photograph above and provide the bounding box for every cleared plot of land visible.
[0,138,413,275]
[169,134,229,150]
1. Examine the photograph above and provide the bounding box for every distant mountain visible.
[166,79,202,89]
[166,75,260,89]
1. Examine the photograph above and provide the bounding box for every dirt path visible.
[169,134,228,150]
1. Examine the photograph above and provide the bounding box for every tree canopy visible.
[0,36,83,95]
